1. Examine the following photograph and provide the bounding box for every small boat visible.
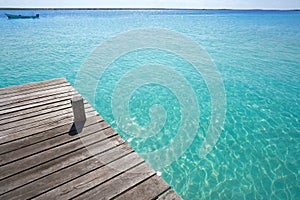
[5,13,39,19]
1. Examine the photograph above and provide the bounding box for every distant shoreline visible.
[0,8,299,11]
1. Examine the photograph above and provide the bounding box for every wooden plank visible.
[0,110,102,144]
[0,85,73,107]
[0,78,67,95]
[0,137,130,199]
[0,106,95,136]
[0,82,71,101]
[0,82,71,100]
[0,100,91,126]
[0,90,77,114]
[158,190,183,200]
[0,134,126,195]
[0,104,91,131]
[0,112,72,137]
[0,100,71,125]
[0,109,98,143]
[0,99,70,121]
[0,92,77,115]
[0,115,102,154]
[0,126,120,180]
[0,87,75,111]
[0,98,91,121]
[0,116,73,144]
[114,175,170,200]
[0,118,106,164]
[73,162,156,200]
[32,145,139,200]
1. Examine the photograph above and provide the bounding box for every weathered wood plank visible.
[0,115,102,154]
[0,114,76,145]
[9,151,141,200]
[0,134,127,195]
[0,83,72,103]
[0,117,71,144]
[0,104,90,131]
[0,91,77,114]
[0,99,70,121]
[0,102,71,125]
[158,190,183,200]
[114,175,170,200]
[0,118,106,165]
[0,87,75,111]
[32,144,138,200]
[0,85,73,107]
[0,109,97,143]
[0,106,95,136]
[0,112,72,137]
[0,92,76,115]
[0,126,120,180]
[73,162,156,200]
[0,98,91,121]
[0,78,67,95]
[0,101,91,126]
[0,137,129,199]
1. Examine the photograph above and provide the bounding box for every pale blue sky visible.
[0,0,299,9]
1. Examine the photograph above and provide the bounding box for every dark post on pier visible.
[0,78,182,200]
[71,95,86,134]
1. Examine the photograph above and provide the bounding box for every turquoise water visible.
[1,10,300,199]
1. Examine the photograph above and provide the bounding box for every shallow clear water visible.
[0,10,300,199]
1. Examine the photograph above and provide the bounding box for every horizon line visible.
[0,7,299,11]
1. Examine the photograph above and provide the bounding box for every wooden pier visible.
[0,78,182,200]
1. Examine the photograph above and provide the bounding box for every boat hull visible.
[5,13,39,19]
